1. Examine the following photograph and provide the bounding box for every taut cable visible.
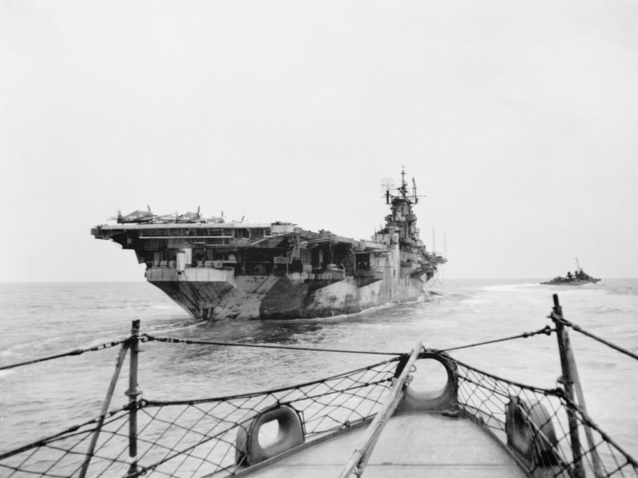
[550,313,638,361]
[0,339,128,371]
[140,334,403,356]
[439,326,555,353]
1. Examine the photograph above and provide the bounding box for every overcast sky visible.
[1,0,637,282]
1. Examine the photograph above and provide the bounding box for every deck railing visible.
[1,296,636,478]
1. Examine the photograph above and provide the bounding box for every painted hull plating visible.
[146,268,428,320]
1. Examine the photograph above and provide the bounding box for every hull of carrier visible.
[146,268,428,320]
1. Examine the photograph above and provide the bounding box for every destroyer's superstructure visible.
[91,172,446,320]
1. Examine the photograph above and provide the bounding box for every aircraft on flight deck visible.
[110,206,224,224]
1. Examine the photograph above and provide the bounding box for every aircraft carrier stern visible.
[91,172,447,320]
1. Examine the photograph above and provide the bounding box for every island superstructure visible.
[91,172,447,320]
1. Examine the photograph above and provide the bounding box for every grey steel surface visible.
[247,413,527,477]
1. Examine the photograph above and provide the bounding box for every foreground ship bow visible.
[91,174,446,320]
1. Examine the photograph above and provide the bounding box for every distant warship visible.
[91,171,447,320]
[541,259,600,285]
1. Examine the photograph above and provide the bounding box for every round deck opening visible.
[258,419,280,448]
[409,358,449,394]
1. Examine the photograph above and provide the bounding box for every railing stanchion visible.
[127,320,141,476]
[551,294,604,478]
[79,342,129,478]
[551,294,586,478]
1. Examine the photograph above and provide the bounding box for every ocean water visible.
[0,279,637,463]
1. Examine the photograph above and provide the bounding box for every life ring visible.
[235,405,305,466]
[506,396,558,467]
[396,352,458,414]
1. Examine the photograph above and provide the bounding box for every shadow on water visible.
[141,301,424,382]
[199,319,327,344]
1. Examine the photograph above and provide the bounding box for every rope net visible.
[452,356,638,478]
[2,308,637,478]
[0,351,398,478]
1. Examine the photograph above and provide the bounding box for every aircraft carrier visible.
[91,172,447,320]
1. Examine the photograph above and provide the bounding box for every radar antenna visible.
[381,169,426,204]
[380,177,396,204]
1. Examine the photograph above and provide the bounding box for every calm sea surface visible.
[1,279,637,460]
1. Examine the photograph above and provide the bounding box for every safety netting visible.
[1,302,637,478]
[452,356,638,478]
[0,349,398,478]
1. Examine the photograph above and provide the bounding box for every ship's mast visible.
[399,169,408,198]
[386,168,424,205]
[432,228,436,255]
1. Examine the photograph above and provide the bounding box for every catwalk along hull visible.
[92,171,446,321]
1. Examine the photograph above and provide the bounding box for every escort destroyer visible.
[541,258,600,285]
[91,172,446,320]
